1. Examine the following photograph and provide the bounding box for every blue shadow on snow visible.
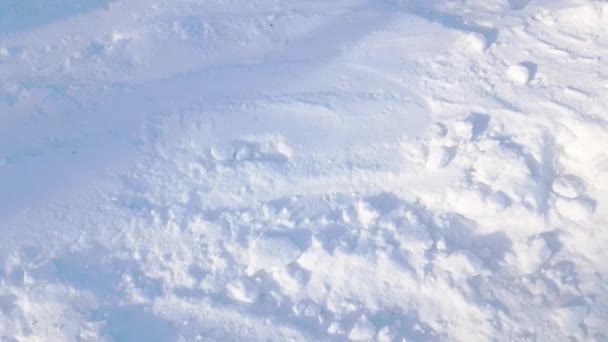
[0,0,110,34]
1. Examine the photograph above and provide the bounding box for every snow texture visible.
[1,0,607,341]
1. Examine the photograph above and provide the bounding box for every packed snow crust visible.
[1,0,607,341]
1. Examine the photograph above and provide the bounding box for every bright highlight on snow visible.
[0,0,607,341]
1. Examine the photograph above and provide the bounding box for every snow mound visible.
[507,64,532,84]
[1,0,607,340]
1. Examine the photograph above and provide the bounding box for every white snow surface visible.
[1,0,608,341]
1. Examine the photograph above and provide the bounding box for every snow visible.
[348,314,377,341]
[553,304,590,333]
[426,146,452,169]
[508,236,553,274]
[227,277,260,304]
[555,197,595,221]
[1,0,608,341]
[246,235,302,271]
[507,64,532,85]
[553,175,585,199]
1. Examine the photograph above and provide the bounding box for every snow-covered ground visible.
[1,0,607,340]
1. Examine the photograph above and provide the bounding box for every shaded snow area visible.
[1,0,608,340]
